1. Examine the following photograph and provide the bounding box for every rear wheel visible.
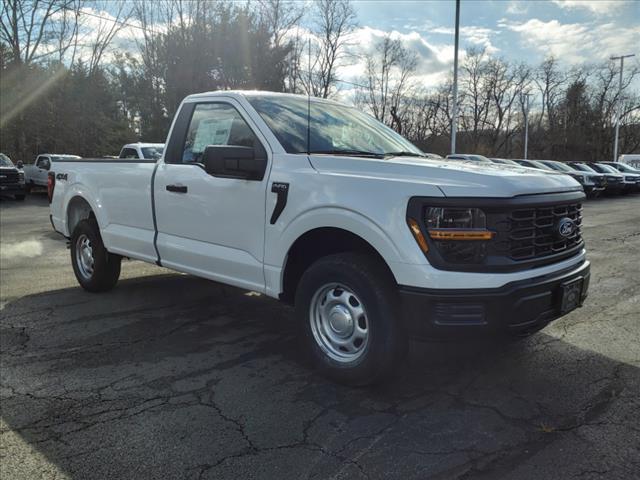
[70,219,121,292]
[295,253,407,386]
[15,194,25,201]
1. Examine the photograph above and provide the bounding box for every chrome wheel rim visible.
[75,234,94,279]
[309,283,369,363]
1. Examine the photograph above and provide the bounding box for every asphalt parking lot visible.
[1,192,639,480]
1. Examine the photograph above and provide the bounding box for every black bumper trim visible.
[399,260,590,339]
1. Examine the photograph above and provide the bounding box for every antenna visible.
[307,37,311,156]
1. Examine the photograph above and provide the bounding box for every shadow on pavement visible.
[1,274,638,479]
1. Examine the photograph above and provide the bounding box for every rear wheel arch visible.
[67,196,97,235]
[280,227,397,304]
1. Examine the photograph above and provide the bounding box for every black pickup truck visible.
[0,153,26,200]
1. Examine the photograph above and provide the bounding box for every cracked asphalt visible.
[1,192,639,480]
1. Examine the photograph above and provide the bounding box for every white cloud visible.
[506,1,529,15]
[417,25,499,55]
[335,27,454,92]
[551,0,631,15]
[500,17,640,64]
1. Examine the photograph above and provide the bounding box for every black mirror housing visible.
[16,160,23,168]
[202,145,266,181]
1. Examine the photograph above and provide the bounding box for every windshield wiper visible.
[307,149,384,158]
[383,151,426,158]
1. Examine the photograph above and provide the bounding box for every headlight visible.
[426,207,491,235]
[413,207,495,264]
[18,171,25,183]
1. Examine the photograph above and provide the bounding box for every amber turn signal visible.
[427,229,495,241]
[407,218,429,253]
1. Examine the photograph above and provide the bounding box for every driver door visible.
[153,100,271,292]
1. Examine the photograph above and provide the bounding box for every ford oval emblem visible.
[558,218,576,238]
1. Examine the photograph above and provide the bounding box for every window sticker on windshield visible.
[193,117,234,152]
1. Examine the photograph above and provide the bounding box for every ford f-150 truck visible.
[49,91,590,385]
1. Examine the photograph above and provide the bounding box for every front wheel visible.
[15,194,25,201]
[70,219,121,292]
[295,253,407,386]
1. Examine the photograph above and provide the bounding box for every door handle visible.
[166,184,188,193]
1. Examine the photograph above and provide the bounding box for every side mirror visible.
[202,145,266,181]
[16,160,23,168]
[42,160,51,170]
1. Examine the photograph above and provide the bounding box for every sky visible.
[92,0,640,95]
[340,0,640,89]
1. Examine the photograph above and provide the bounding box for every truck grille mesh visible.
[0,171,20,184]
[505,203,583,261]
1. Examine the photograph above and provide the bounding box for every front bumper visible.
[399,260,590,339]
[0,184,26,196]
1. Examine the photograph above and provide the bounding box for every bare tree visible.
[300,0,356,98]
[259,0,304,49]
[258,0,305,92]
[0,0,83,65]
[84,0,131,75]
[359,34,417,131]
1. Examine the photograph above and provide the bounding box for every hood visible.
[308,155,582,197]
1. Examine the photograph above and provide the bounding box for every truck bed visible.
[50,158,159,263]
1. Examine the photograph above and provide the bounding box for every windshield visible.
[611,163,638,173]
[572,164,596,173]
[0,154,13,167]
[141,146,164,159]
[247,95,423,157]
[594,164,618,174]
[544,161,573,172]
[528,160,553,170]
[468,155,492,162]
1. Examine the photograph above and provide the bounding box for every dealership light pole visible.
[611,53,635,161]
[450,0,460,154]
[523,92,533,160]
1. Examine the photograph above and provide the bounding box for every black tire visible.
[26,182,33,193]
[70,218,121,292]
[295,252,407,386]
[15,194,25,201]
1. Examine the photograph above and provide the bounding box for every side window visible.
[120,148,139,159]
[182,103,260,164]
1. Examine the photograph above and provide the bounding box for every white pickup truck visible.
[118,143,164,160]
[24,154,80,189]
[49,91,590,385]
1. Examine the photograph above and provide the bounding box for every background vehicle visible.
[618,154,640,169]
[537,160,606,198]
[445,154,492,163]
[48,91,590,385]
[24,154,81,189]
[489,158,520,166]
[569,162,624,195]
[586,163,635,194]
[119,143,164,160]
[601,162,640,192]
[590,162,639,193]
[513,159,554,170]
[0,153,26,200]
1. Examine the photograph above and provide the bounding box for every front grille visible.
[506,203,583,261]
[607,176,621,183]
[0,171,20,184]
[624,176,635,182]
